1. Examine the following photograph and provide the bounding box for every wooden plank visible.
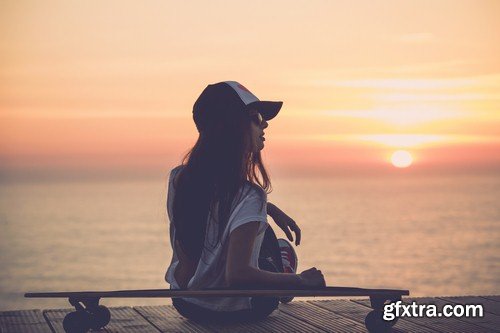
[279,301,366,333]
[181,307,267,333]
[440,296,500,316]
[481,296,500,302]
[43,308,72,333]
[134,305,215,333]
[44,307,161,333]
[355,298,496,333]
[237,308,328,333]
[136,304,268,333]
[194,304,327,333]
[104,307,161,333]
[311,299,438,333]
[0,309,53,333]
[135,304,326,333]
[436,296,500,331]
[45,306,250,333]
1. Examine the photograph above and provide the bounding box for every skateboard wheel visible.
[365,310,392,333]
[63,311,91,333]
[89,305,111,330]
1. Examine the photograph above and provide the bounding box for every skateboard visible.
[26,286,409,333]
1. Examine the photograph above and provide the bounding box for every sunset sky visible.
[1,0,499,179]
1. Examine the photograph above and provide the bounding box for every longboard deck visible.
[26,286,409,332]
[25,286,409,299]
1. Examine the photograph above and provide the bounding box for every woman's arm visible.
[225,221,325,289]
[225,221,301,288]
[267,202,278,216]
[267,202,301,246]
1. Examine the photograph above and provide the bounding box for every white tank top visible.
[165,166,269,311]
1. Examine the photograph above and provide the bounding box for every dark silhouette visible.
[166,81,325,323]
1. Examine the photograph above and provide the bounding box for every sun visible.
[391,150,413,168]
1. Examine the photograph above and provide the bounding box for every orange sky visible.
[1,0,499,179]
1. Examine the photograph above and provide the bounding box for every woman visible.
[165,81,325,323]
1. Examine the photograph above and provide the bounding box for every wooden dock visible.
[1,296,499,332]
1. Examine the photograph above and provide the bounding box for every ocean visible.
[0,173,499,310]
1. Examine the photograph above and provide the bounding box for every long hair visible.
[172,107,271,261]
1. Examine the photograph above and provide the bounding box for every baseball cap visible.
[193,81,283,132]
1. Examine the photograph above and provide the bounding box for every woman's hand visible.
[298,267,326,288]
[267,202,301,246]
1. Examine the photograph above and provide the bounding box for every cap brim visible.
[247,101,283,121]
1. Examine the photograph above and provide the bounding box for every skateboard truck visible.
[68,296,99,311]
[63,297,111,333]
